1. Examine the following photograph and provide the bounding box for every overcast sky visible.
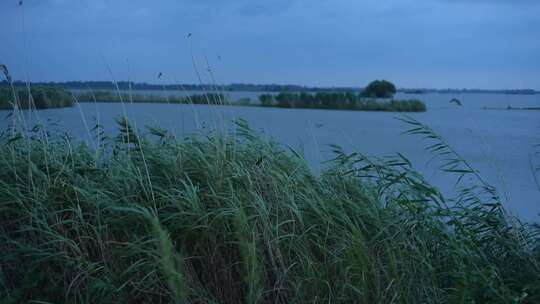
[1,0,539,89]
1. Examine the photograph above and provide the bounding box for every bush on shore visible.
[0,118,538,303]
[361,80,397,98]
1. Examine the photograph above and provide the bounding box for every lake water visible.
[1,92,539,221]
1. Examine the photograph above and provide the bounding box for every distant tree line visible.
[503,89,535,95]
[259,92,426,112]
[226,83,359,92]
[0,80,360,93]
[1,80,535,95]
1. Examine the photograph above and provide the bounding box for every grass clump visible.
[0,118,538,303]
[76,90,225,105]
[259,92,427,112]
[0,86,73,109]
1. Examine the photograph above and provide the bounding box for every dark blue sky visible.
[1,0,539,89]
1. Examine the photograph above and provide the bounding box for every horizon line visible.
[1,80,538,93]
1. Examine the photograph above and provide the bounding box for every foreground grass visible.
[0,86,73,109]
[0,118,538,303]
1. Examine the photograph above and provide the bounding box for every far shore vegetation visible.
[0,86,427,113]
[483,106,540,111]
[0,86,73,110]
[76,90,427,112]
[76,90,227,105]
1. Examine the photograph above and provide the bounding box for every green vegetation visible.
[0,117,538,303]
[0,86,73,109]
[361,80,397,98]
[75,90,426,112]
[259,92,426,112]
[76,90,226,105]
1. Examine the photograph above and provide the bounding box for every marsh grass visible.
[260,92,427,112]
[0,113,539,303]
[0,86,73,109]
[75,90,225,106]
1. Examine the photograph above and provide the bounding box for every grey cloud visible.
[0,0,538,89]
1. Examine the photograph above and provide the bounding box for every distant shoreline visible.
[483,106,540,111]
[1,80,538,95]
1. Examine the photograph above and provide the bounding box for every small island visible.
[258,80,426,112]
[258,92,426,112]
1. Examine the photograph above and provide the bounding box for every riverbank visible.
[1,118,538,303]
